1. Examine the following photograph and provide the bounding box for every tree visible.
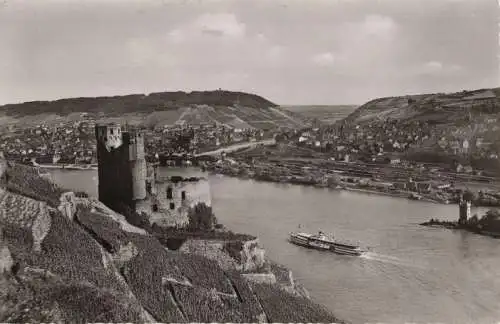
[468,214,479,226]
[114,202,150,229]
[326,174,341,187]
[482,209,500,222]
[187,202,216,231]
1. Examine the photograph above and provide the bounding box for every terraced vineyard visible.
[0,163,342,323]
[176,105,307,129]
[0,90,309,130]
[5,163,66,207]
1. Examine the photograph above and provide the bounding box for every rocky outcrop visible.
[58,192,77,220]
[242,273,277,285]
[240,238,266,272]
[0,225,13,273]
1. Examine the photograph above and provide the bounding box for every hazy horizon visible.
[0,0,498,106]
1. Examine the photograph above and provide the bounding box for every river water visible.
[47,167,500,324]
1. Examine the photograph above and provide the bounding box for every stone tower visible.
[95,123,147,211]
[458,195,471,225]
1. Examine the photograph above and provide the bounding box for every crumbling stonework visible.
[58,192,77,220]
[0,225,13,274]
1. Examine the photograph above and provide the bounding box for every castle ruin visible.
[95,123,147,211]
[95,123,212,229]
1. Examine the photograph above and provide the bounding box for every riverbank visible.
[343,187,447,204]
[420,219,500,238]
[36,163,97,170]
[205,165,456,206]
[203,159,500,207]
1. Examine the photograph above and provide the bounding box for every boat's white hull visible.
[289,233,364,256]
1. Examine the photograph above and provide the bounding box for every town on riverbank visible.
[200,142,500,208]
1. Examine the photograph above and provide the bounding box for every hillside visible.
[344,88,500,126]
[0,90,309,130]
[0,162,342,323]
[339,87,500,167]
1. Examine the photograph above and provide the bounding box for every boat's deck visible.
[291,232,362,249]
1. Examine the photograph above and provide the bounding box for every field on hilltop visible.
[282,105,358,125]
[0,91,309,130]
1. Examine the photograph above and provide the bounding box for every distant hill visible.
[344,88,500,126]
[283,105,358,125]
[341,87,500,170]
[0,90,309,130]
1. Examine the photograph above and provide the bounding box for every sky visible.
[0,0,498,105]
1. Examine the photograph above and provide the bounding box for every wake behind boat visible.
[289,231,366,256]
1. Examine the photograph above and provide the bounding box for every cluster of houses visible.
[1,118,98,164]
[277,119,435,164]
[1,116,270,164]
[145,123,266,157]
[280,111,499,172]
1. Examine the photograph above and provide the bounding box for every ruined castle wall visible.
[131,133,147,201]
[140,168,212,229]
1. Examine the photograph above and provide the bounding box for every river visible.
[47,167,500,324]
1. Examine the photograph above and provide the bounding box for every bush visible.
[187,203,216,231]
[153,227,256,242]
[223,240,244,262]
[114,202,150,231]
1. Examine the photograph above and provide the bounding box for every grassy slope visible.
[344,87,500,125]
[0,90,308,130]
[0,164,341,323]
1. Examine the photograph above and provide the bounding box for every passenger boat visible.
[289,231,365,256]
